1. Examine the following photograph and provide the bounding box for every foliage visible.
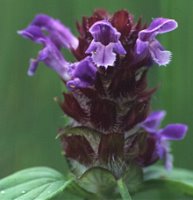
[1,166,193,199]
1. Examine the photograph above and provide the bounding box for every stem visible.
[117,178,132,200]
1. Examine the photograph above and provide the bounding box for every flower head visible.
[136,18,178,66]
[19,10,186,178]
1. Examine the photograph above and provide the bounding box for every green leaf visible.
[143,166,193,196]
[0,167,72,200]
[117,178,132,200]
[77,167,118,199]
[132,166,193,199]
[133,182,192,200]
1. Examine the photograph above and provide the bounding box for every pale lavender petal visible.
[40,41,70,79]
[67,57,97,90]
[136,39,149,54]
[149,40,172,66]
[86,20,126,67]
[92,43,116,68]
[160,124,188,140]
[141,110,166,132]
[85,41,98,54]
[113,41,127,55]
[31,14,78,49]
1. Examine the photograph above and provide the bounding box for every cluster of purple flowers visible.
[18,12,177,90]
[18,10,187,175]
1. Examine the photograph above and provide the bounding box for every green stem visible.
[117,178,132,200]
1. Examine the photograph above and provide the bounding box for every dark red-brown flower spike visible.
[19,9,187,176]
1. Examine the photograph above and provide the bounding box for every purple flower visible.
[66,57,97,90]
[86,20,126,68]
[18,25,70,79]
[18,16,97,89]
[141,111,188,170]
[136,18,178,66]
[31,14,79,49]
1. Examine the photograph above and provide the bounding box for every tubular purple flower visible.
[86,20,126,68]
[30,14,78,49]
[18,25,71,79]
[140,111,188,170]
[66,57,97,90]
[18,22,97,88]
[136,18,178,66]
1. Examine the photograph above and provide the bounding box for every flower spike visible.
[19,10,187,179]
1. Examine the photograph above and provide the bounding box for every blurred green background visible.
[0,0,192,179]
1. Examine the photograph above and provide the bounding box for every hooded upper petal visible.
[150,18,178,33]
[139,18,178,41]
[89,20,120,44]
[29,14,78,49]
[140,110,166,133]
